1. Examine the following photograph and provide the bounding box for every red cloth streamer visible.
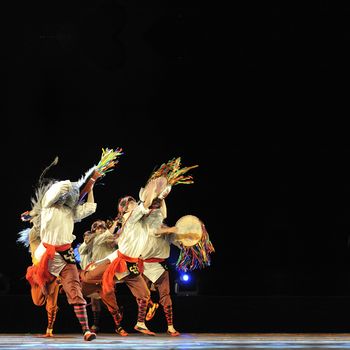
[102,251,139,295]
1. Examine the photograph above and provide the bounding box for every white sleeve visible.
[93,230,114,246]
[73,202,97,222]
[127,203,149,225]
[78,241,90,255]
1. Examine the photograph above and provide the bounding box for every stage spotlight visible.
[180,273,190,282]
[174,272,198,296]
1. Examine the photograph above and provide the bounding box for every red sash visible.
[26,243,71,289]
[102,250,139,294]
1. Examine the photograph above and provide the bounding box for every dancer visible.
[80,178,165,335]
[143,157,215,273]
[78,219,118,333]
[138,157,200,336]
[21,148,123,341]
[140,201,181,336]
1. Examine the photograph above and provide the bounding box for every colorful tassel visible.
[79,147,124,202]
[95,147,124,176]
[149,157,198,186]
[175,223,215,272]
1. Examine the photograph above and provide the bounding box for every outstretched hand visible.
[155,225,178,235]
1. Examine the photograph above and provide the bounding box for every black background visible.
[3,0,350,302]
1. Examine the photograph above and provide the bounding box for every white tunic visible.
[140,209,174,283]
[34,180,97,276]
[101,203,150,280]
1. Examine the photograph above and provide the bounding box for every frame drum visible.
[175,215,203,247]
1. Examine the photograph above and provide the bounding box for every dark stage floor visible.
[2,333,350,350]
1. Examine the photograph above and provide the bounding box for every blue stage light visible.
[175,272,198,296]
[180,273,190,283]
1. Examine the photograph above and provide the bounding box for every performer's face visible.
[92,221,107,234]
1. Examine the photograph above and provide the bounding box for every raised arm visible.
[74,187,97,222]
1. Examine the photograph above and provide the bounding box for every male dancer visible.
[80,178,163,335]
[78,219,118,333]
[137,157,197,336]
[22,148,123,341]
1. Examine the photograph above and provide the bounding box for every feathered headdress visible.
[19,156,60,227]
[20,147,124,222]
[38,156,59,185]
[175,222,215,272]
[17,228,31,249]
